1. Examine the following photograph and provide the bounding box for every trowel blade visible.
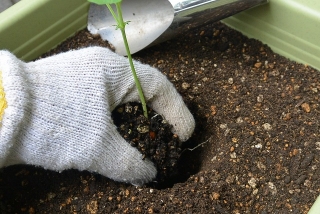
[88,0,174,56]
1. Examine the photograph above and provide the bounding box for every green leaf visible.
[87,0,122,5]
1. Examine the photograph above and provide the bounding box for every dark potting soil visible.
[111,102,181,184]
[1,21,320,213]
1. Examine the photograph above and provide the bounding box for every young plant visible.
[88,0,148,118]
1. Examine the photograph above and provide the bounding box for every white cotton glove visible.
[0,47,195,185]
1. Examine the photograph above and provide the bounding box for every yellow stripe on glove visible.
[0,71,7,122]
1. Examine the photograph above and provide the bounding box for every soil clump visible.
[112,102,181,184]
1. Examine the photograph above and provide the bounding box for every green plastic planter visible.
[0,0,319,211]
[0,0,89,61]
[222,0,320,71]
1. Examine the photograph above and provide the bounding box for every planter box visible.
[0,0,89,61]
[0,0,319,211]
[222,0,320,71]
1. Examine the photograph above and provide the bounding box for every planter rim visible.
[0,0,89,61]
[223,0,320,71]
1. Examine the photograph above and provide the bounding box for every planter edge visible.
[0,0,90,61]
[222,0,320,71]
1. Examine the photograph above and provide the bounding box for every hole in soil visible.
[112,101,207,189]
[150,102,209,189]
[149,139,204,189]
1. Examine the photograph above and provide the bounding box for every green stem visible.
[106,3,148,118]
[106,4,119,24]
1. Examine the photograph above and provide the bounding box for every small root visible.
[181,137,212,154]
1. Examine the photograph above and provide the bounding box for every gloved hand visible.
[0,47,195,185]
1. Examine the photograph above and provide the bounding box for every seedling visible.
[88,0,148,118]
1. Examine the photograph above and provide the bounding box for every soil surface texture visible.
[1,22,320,213]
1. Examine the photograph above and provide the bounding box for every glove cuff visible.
[0,50,30,166]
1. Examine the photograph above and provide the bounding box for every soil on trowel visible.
[1,21,320,213]
[111,102,182,184]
